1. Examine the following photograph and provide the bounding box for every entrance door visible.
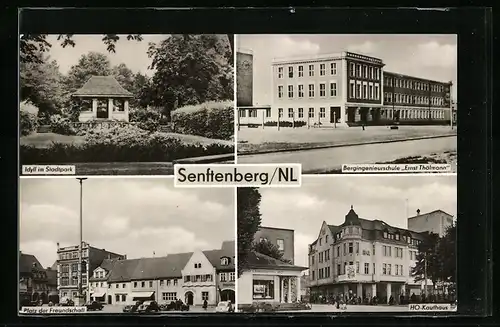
[185,292,194,305]
[220,290,235,303]
[330,107,341,123]
[108,295,112,304]
[347,108,355,123]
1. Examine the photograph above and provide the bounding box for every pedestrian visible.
[203,299,208,310]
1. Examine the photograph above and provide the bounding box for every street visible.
[283,304,409,313]
[239,136,457,173]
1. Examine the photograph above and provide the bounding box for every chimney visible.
[417,209,421,215]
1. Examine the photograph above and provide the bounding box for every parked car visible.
[137,300,160,313]
[123,301,143,313]
[60,299,75,307]
[161,301,189,311]
[85,301,103,311]
[215,301,234,313]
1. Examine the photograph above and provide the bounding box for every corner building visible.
[308,207,431,303]
[237,51,452,127]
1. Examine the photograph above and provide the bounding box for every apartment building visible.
[254,226,295,264]
[308,206,434,303]
[56,242,125,303]
[89,241,235,306]
[19,252,49,304]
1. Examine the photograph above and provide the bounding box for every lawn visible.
[20,132,233,148]
[237,125,457,154]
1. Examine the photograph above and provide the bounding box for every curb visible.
[238,134,457,156]
[173,153,235,164]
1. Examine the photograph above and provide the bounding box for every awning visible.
[91,292,105,297]
[130,292,154,299]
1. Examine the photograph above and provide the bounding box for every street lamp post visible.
[424,252,428,300]
[76,177,87,305]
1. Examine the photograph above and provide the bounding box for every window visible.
[71,263,78,272]
[387,264,392,275]
[356,242,359,254]
[325,235,328,243]
[369,84,373,99]
[61,277,69,286]
[239,109,246,118]
[369,67,374,79]
[375,84,380,100]
[221,257,229,266]
[278,85,283,98]
[298,65,304,77]
[375,68,380,79]
[373,263,376,275]
[330,62,337,75]
[115,294,120,302]
[249,109,257,117]
[278,67,283,78]
[298,84,304,98]
[349,81,355,98]
[253,279,274,299]
[311,255,315,265]
[308,64,314,76]
[113,99,125,112]
[356,83,361,98]
[288,66,293,78]
[133,282,137,288]
[343,243,347,255]
[312,271,315,280]
[162,292,176,301]
[356,64,361,77]
[350,62,355,76]
[364,263,369,274]
[320,107,325,118]
[383,245,392,257]
[319,238,322,246]
[383,263,387,275]
[337,246,340,257]
[372,244,375,255]
[308,108,314,118]
[278,108,283,118]
[348,242,353,254]
[277,239,285,251]
[330,82,337,97]
[363,65,367,78]
[298,108,304,118]
[141,281,145,287]
[266,108,271,118]
[202,292,209,301]
[320,64,326,76]
[396,247,403,258]
[319,83,326,97]
[174,279,178,286]
[362,84,367,99]
[308,84,315,97]
[383,231,388,238]
[220,273,227,282]
[395,233,400,241]
[288,85,293,98]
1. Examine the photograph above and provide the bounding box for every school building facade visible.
[237,51,453,128]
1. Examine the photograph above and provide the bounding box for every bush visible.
[50,115,77,135]
[263,120,307,128]
[20,125,234,163]
[129,107,161,132]
[172,101,233,140]
[20,111,38,136]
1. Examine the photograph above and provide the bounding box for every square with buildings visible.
[19,177,235,313]
[237,175,457,312]
[236,35,457,173]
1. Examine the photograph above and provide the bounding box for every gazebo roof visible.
[72,76,133,98]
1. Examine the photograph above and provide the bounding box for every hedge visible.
[20,111,38,136]
[171,101,233,141]
[20,125,234,163]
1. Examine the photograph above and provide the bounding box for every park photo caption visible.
[174,164,301,187]
[22,165,76,175]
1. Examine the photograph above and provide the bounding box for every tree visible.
[63,52,113,95]
[237,187,262,277]
[437,222,456,284]
[20,34,143,64]
[20,53,64,115]
[252,239,292,264]
[411,232,441,286]
[147,34,233,117]
[112,63,135,92]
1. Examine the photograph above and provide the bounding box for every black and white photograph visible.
[236,175,457,312]
[20,34,235,175]
[19,178,236,314]
[236,35,457,174]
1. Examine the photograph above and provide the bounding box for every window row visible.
[382,245,404,258]
[397,109,446,120]
[239,108,271,118]
[60,276,87,286]
[334,226,362,241]
[317,249,331,263]
[59,250,89,260]
[348,80,380,101]
[184,274,214,283]
[384,77,446,92]
[219,272,236,282]
[278,107,326,119]
[277,82,338,99]
[60,263,87,273]
[384,92,446,106]
[349,63,380,80]
[383,231,422,246]
[277,62,338,79]
[382,263,405,276]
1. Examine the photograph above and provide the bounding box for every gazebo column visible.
[296,276,301,302]
[124,99,130,122]
[287,277,291,303]
[92,99,98,116]
[108,99,114,120]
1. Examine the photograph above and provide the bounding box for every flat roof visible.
[384,71,453,85]
[259,226,295,232]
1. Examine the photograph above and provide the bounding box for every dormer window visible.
[348,227,353,234]
[383,231,388,238]
[194,263,202,269]
[220,257,229,266]
[395,233,400,241]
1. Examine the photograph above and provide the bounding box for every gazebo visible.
[72,75,133,123]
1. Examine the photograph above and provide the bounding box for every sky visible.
[236,34,458,105]
[258,175,457,270]
[45,34,169,76]
[19,178,235,268]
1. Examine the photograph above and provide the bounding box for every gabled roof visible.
[19,252,43,274]
[72,76,133,98]
[247,251,307,271]
[105,241,235,282]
